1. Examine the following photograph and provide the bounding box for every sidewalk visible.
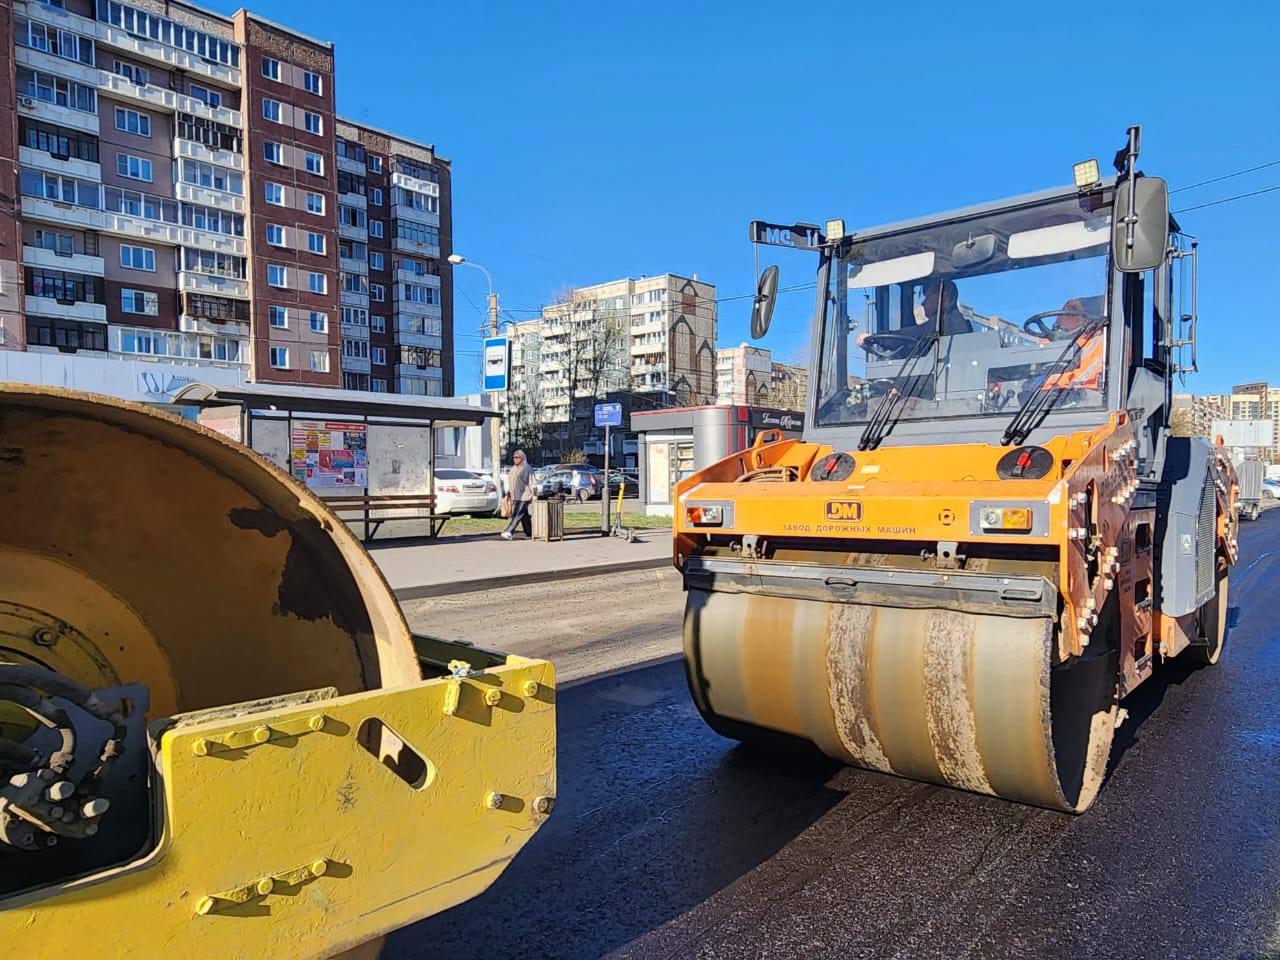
[370,528,673,600]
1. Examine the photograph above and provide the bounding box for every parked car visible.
[434,468,500,516]
[605,470,639,496]
[533,466,602,502]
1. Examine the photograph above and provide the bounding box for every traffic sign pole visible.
[602,424,610,534]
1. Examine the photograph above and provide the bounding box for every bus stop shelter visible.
[173,382,500,540]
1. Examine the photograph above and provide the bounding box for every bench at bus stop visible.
[324,493,451,543]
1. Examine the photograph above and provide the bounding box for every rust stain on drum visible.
[825,603,892,772]
[920,610,993,795]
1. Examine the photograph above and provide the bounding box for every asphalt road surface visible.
[389,513,1280,960]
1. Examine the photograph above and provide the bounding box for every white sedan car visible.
[434,469,500,516]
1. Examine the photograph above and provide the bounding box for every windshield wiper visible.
[858,331,938,451]
[1001,314,1109,446]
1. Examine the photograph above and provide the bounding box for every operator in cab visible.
[855,276,975,355]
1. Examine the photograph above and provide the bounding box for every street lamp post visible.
[448,254,503,489]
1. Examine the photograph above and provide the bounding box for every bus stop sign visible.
[594,402,623,428]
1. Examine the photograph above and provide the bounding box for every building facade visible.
[1174,383,1280,462]
[715,342,808,409]
[504,273,716,461]
[0,0,452,397]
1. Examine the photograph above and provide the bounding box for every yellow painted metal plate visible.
[0,658,556,958]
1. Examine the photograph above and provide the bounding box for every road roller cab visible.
[0,387,555,957]
[675,127,1237,813]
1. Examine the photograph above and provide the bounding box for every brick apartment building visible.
[0,0,452,398]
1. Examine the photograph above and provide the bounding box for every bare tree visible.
[544,289,629,455]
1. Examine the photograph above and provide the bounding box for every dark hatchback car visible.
[532,466,603,501]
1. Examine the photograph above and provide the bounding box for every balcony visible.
[340,322,370,339]
[18,145,101,182]
[337,155,365,176]
[395,364,443,381]
[341,355,371,374]
[393,329,442,350]
[16,93,98,135]
[21,1,244,88]
[94,71,240,126]
[179,314,250,336]
[340,290,370,308]
[22,244,105,276]
[16,45,99,87]
[178,271,249,299]
[338,222,367,242]
[392,203,439,228]
[393,297,442,320]
[395,268,440,287]
[340,256,368,276]
[391,171,440,197]
[176,182,245,213]
[393,236,440,259]
[175,138,244,171]
[21,196,106,230]
[100,210,247,256]
[339,191,367,210]
[24,295,107,324]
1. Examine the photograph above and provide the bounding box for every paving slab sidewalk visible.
[369,528,673,600]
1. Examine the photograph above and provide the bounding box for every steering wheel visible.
[1022,309,1098,340]
[860,332,920,359]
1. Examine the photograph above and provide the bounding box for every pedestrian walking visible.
[500,450,534,540]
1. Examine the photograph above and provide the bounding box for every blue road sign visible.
[483,337,509,391]
[594,402,623,427]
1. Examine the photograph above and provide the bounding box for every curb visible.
[393,555,671,602]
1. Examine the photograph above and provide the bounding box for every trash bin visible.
[531,499,564,541]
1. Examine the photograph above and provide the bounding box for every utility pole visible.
[487,290,502,487]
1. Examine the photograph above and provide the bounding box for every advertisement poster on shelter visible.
[290,420,368,489]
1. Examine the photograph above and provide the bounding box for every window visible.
[369,187,383,206]
[369,283,385,303]
[306,192,324,215]
[342,272,367,295]
[20,119,99,163]
[342,337,369,359]
[343,372,370,390]
[16,20,95,66]
[183,248,245,278]
[310,350,329,373]
[26,268,104,304]
[335,138,365,163]
[303,70,322,95]
[304,152,323,176]
[181,159,243,195]
[20,168,101,208]
[308,271,326,294]
[394,187,439,214]
[266,223,285,246]
[369,251,384,270]
[181,204,243,236]
[120,288,158,316]
[119,244,155,271]
[268,305,287,328]
[17,68,98,114]
[307,231,325,254]
[369,220,384,239]
[185,294,250,322]
[309,311,327,333]
[338,205,366,229]
[262,57,281,81]
[116,153,152,182]
[188,83,221,108]
[97,3,239,68]
[395,220,440,247]
[267,264,286,288]
[177,112,240,152]
[399,345,442,368]
[372,379,387,393]
[261,97,282,122]
[371,346,386,365]
[304,112,322,135]
[341,306,368,326]
[269,346,288,368]
[114,107,149,137]
[264,182,285,205]
[337,171,366,196]
[403,282,440,305]
[367,155,383,173]
[33,229,77,257]
[112,60,148,85]
[371,315,386,332]
[263,141,283,165]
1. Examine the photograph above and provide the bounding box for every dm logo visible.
[824,500,863,522]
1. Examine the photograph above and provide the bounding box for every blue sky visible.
[236,0,1277,396]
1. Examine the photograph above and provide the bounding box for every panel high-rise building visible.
[0,0,452,398]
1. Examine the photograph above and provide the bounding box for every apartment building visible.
[0,0,452,400]
[715,342,808,409]
[505,273,716,458]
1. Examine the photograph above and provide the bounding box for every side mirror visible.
[1112,176,1169,272]
[750,265,779,339]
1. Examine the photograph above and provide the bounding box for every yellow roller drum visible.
[684,588,1118,813]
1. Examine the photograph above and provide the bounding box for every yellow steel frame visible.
[0,657,556,959]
